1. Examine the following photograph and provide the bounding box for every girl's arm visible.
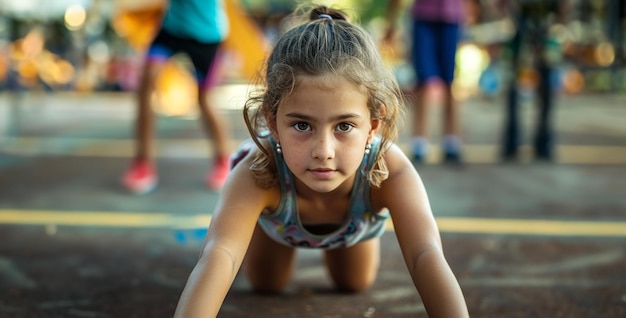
[174,153,270,317]
[373,145,469,317]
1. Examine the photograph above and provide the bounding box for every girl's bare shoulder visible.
[381,142,416,178]
[371,142,423,207]
[222,142,281,210]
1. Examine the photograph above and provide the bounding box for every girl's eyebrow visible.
[285,112,362,121]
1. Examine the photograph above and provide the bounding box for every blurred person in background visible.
[384,0,467,164]
[495,0,572,162]
[122,0,231,194]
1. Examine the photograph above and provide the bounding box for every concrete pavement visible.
[0,90,625,317]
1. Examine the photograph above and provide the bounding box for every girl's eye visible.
[293,122,311,132]
[336,122,354,132]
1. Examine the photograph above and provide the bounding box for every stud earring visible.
[276,143,282,154]
[365,143,371,154]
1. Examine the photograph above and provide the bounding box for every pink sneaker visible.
[122,160,157,194]
[206,156,230,190]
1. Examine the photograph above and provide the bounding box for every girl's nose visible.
[311,133,335,160]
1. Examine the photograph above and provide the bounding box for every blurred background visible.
[0,0,624,161]
[0,0,625,317]
[0,0,623,96]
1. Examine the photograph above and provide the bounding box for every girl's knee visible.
[324,239,380,293]
[244,261,293,294]
[244,226,296,294]
[333,275,376,293]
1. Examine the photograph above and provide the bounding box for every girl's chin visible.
[297,179,340,193]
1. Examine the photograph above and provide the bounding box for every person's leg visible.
[197,88,230,160]
[122,31,172,194]
[410,85,430,162]
[437,22,462,162]
[323,238,380,292]
[135,58,164,162]
[410,20,438,163]
[243,225,297,293]
[189,43,231,189]
[502,23,523,161]
[533,42,555,161]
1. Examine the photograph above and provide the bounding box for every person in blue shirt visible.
[122,0,232,194]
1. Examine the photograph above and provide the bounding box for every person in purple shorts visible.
[385,0,466,164]
[122,0,232,194]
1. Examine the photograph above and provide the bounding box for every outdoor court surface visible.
[1,90,625,317]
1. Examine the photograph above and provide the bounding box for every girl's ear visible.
[368,104,386,142]
[264,108,279,141]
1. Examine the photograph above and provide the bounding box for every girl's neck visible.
[293,176,355,202]
[294,177,354,225]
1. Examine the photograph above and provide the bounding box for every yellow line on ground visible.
[419,218,626,237]
[0,210,212,229]
[1,210,624,237]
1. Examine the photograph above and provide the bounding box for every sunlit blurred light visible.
[64,4,86,30]
[19,30,45,59]
[561,67,585,95]
[54,60,75,84]
[88,40,110,64]
[567,20,583,43]
[35,51,75,86]
[153,60,197,117]
[455,43,490,99]
[6,26,77,88]
[594,42,615,67]
[45,60,75,85]
[0,55,7,81]
[111,5,163,51]
[17,60,38,86]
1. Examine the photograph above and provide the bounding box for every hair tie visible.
[318,14,332,20]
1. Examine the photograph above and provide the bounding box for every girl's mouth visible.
[309,168,335,179]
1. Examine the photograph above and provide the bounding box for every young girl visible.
[175,5,468,317]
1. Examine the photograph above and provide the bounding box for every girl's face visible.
[273,75,380,194]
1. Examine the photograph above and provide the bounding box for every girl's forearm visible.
[411,250,469,318]
[174,247,240,318]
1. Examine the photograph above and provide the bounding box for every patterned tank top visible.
[257,135,390,249]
